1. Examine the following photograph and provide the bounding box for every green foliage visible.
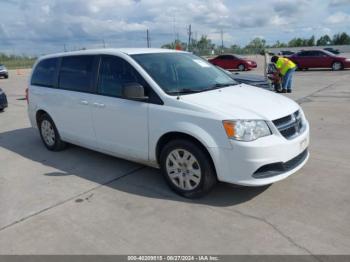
[316,35,332,46]
[332,32,350,45]
[0,53,36,69]
[161,31,350,56]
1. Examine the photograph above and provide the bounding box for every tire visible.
[160,139,217,198]
[238,64,246,71]
[38,113,67,151]
[332,61,342,71]
[5,75,8,79]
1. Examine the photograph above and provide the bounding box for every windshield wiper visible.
[212,82,236,88]
[167,88,204,95]
[167,83,235,95]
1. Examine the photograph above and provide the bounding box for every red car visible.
[208,54,257,71]
[289,50,350,71]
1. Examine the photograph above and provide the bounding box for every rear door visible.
[55,55,98,148]
[297,51,315,68]
[211,56,225,68]
[91,55,149,161]
[221,55,234,69]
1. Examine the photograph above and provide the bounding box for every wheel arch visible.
[36,109,50,126]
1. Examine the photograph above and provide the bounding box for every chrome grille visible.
[273,110,305,139]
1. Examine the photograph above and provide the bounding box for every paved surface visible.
[0,66,350,255]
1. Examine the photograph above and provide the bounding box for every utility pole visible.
[102,39,106,48]
[221,29,224,54]
[64,44,67,52]
[187,24,192,52]
[146,29,150,48]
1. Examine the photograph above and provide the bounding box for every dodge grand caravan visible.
[28,49,309,198]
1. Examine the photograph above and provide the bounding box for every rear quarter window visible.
[31,58,59,87]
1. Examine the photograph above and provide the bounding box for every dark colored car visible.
[216,66,272,90]
[208,54,257,71]
[279,50,295,56]
[0,88,8,111]
[324,47,340,55]
[289,50,350,71]
[0,64,9,79]
[230,72,271,89]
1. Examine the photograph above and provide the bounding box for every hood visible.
[181,84,299,120]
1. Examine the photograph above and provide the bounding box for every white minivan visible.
[28,48,309,198]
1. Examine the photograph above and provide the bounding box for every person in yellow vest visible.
[271,56,297,93]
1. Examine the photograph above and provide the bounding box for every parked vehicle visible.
[208,54,257,71]
[323,47,340,55]
[28,49,310,198]
[279,50,295,56]
[0,88,8,111]
[217,67,272,90]
[289,50,350,70]
[0,64,9,79]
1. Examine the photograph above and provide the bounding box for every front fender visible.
[149,121,232,163]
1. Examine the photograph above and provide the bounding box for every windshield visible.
[131,52,237,95]
[322,50,337,56]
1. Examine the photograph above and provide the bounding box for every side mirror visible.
[122,83,149,101]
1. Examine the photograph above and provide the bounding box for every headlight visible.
[223,120,271,141]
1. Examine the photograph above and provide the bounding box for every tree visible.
[244,37,266,54]
[307,35,315,46]
[316,35,332,46]
[270,40,287,48]
[191,35,215,56]
[332,32,350,45]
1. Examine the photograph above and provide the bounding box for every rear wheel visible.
[38,114,67,151]
[332,61,342,71]
[160,139,217,198]
[238,64,246,71]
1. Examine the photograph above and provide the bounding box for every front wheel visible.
[160,139,217,198]
[332,62,342,71]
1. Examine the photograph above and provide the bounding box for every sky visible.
[0,0,350,55]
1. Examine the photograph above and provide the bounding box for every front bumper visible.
[210,122,310,186]
[343,61,350,68]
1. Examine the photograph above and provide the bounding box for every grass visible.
[0,53,37,69]
[0,59,37,70]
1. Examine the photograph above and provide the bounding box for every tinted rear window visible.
[58,55,94,92]
[31,58,58,87]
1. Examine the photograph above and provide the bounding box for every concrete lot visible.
[0,62,350,255]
